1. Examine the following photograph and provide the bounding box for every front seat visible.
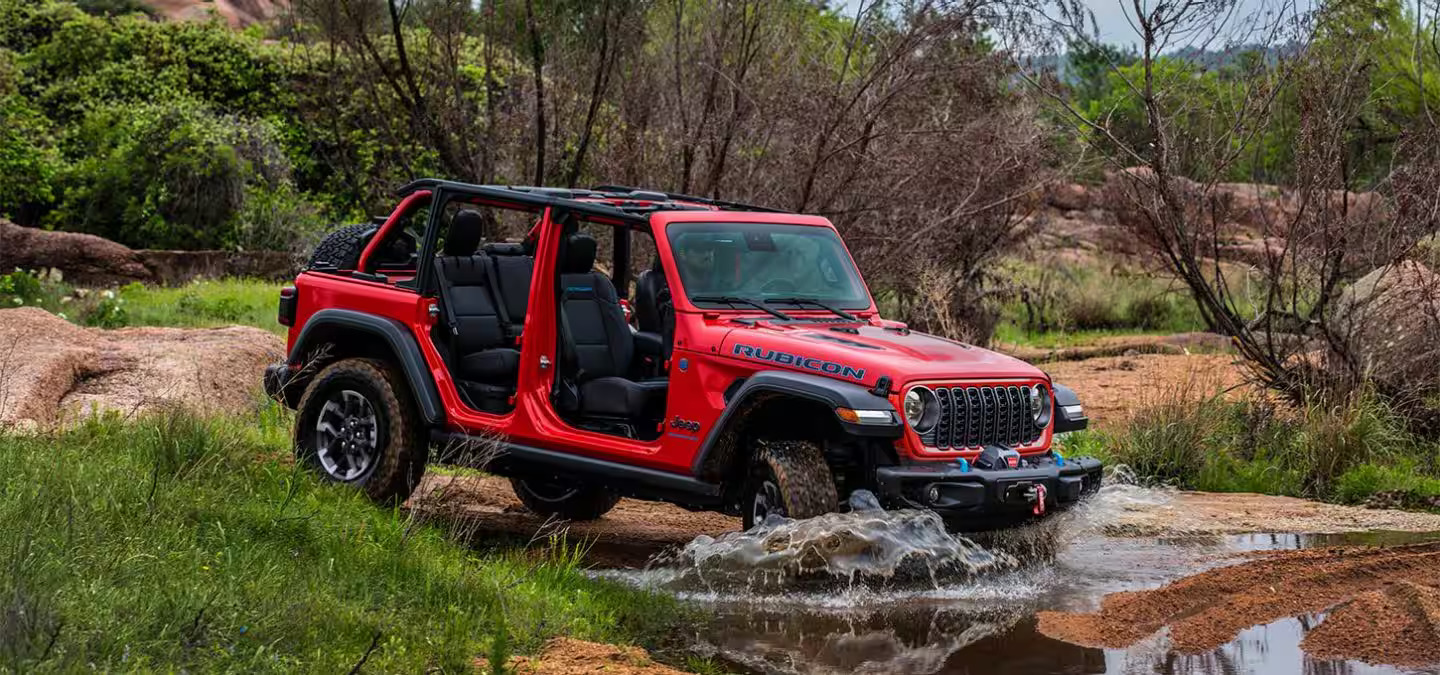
[557,232,667,420]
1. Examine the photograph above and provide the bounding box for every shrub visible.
[50,101,322,251]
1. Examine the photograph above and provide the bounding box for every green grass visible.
[0,406,677,672]
[1,269,284,334]
[1083,385,1440,507]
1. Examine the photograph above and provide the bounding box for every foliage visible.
[1093,384,1440,503]
[0,406,676,671]
[49,101,322,250]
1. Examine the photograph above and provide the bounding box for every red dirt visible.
[477,637,686,675]
[1037,541,1440,666]
[1042,351,1249,429]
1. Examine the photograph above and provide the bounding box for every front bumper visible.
[875,452,1103,525]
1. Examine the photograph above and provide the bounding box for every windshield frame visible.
[661,219,876,313]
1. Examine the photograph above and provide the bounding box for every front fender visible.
[690,370,901,478]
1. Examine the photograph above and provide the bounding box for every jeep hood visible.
[718,321,1047,386]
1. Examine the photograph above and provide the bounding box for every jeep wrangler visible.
[264,180,1101,530]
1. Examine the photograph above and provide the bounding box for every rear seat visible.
[483,242,534,339]
[433,211,520,412]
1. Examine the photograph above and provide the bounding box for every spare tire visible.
[307,224,375,270]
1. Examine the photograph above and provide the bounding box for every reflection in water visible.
[605,484,1438,674]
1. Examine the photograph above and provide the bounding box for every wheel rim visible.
[524,479,578,503]
[751,479,784,524]
[314,389,379,481]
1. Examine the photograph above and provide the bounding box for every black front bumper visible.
[875,453,1103,525]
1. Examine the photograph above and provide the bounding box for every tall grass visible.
[0,269,284,334]
[1092,381,1440,505]
[0,406,674,672]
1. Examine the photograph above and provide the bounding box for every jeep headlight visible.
[1029,384,1052,428]
[904,386,939,433]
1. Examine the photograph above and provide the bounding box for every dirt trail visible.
[477,637,686,675]
[0,307,283,428]
[1042,351,1248,429]
[1099,488,1440,536]
[1037,541,1440,666]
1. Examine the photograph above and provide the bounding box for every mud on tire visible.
[743,439,838,530]
[307,223,373,270]
[294,358,428,505]
[510,478,620,521]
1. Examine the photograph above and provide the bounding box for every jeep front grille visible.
[919,385,1042,450]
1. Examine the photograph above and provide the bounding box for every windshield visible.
[667,222,870,310]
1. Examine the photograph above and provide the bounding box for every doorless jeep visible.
[263,180,1101,530]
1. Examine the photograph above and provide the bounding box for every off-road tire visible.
[294,358,428,504]
[307,223,373,270]
[742,440,838,530]
[510,478,621,521]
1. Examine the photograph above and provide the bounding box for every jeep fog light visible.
[904,386,938,433]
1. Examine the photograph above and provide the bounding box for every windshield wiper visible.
[691,295,792,321]
[764,297,858,321]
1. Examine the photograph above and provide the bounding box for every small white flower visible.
[32,298,41,305]
[11,298,21,305]
[57,312,67,320]
[102,290,116,300]
[60,296,71,304]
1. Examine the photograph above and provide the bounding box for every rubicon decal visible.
[732,344,866,381]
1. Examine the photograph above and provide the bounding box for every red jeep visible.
[264,180,1100,530]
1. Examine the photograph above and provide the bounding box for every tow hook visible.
[1029,483,1048,516]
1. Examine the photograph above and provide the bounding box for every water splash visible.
[629,491,1017,595]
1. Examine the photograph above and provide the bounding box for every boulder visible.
[1044,183,1092,211]
[0,220,152,286]
[1332,261,1440,395]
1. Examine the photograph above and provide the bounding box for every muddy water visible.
[602,485,1440,675]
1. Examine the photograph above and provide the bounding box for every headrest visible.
[561,232,597,274]
[483,242,526,256]
[444,209,486,256]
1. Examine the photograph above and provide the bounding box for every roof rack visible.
[394,178,791,219]
[589,185,790,214]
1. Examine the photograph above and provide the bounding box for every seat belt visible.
[553,287,584,412]
[482,256,516,339]
[432,258,461,336]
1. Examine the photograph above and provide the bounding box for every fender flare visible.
[287,308,445,426]
[690,370,901,478]
[1052,382,1088,433]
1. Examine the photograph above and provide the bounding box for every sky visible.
[837,0,1319,51]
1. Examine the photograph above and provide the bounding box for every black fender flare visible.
[690,370,901,479]
[287,308,445,426]
[1052,382,1088,433]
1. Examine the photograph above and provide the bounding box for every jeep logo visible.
[669,416,701,433]
[732,344,866,381]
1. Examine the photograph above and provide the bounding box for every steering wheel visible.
[760,279,797,293]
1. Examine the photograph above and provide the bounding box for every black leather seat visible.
[433,210,519,408]
[557,233,667,420]
[633,259,672,357]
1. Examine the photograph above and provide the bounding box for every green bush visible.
[50,101,321,250]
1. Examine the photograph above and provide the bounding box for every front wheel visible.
[294,358,428,504]
[510,478,620,521]
[742,440,838,530]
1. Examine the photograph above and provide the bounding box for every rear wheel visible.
[294,358,428,504]
[510,477,620,521]
[742,440,838,530]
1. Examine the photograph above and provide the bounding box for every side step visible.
[430,431,725,506]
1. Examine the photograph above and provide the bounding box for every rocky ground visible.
[0,307,283,428]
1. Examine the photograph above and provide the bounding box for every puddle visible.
[602,484,1440,674]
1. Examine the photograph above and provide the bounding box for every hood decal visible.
[733,343,866,381]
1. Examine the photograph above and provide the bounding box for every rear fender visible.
[690,370,901,482]
[281,309,444,426]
